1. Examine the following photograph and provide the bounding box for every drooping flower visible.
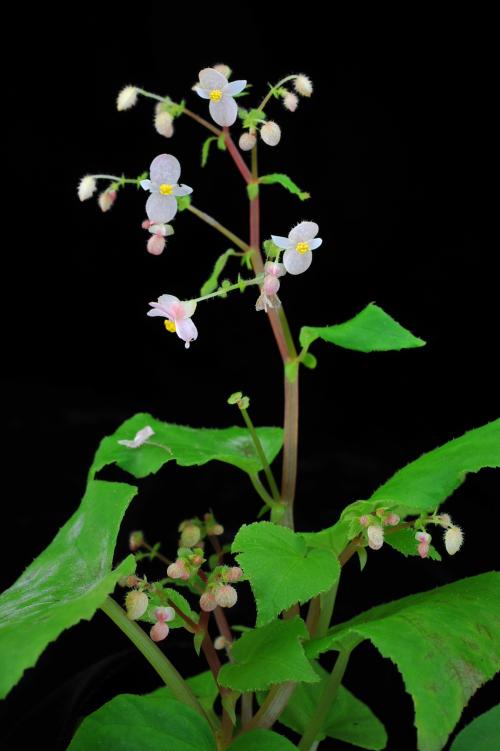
[260,121,281,146]
[225,566,243,583]
[154,606,175,623]
[271,221,323,275]
[256,274,281,312]
[194,68,247,127]
[118,425,155,448]
[140,154,193,224]
[444,525,464,555]
[147,294,198,349]
[294,74,313,97]
[117,86,138,111]
[78,175,97,201]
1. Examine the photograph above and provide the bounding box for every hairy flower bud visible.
[167,559,190,580]
[213,63,231,78]
[225,566,243,583]
[239,132,257,151]
[180,524,202,548]
[150,621,169,642]
[294,74,313,97]
[117,85,138,111]
[154,606,175,623]
[359,515,370,527]
[385,513,400,526]
[437,513,453,528]
[415,531,431,544]
[154,110,174,138]
[214,635,229,650]
[444,526,464,555]
[264,261,286,278]
[98,189,117,212]
[215,584,238,608]
[207,523,224,536]
[129,530,144,551]
[283,91,299,112]
[147,234,166,256]
[125,590,148,620]
[78,175,97,201]
[417,542,430,558]
[367,525,384,550]
[260,121,281,147]
[199,591,217,612]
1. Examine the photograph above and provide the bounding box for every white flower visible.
[147,294,198,349]
[140,154,193,223]
[271,221,323,275]
[117,86,138,111]
[118,426,155,448]
[195,68,246,127]
[260,121,281,146]
[294,74,313,97]
[78,175,97,201]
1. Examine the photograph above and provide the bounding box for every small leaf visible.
[450,704,500,750]
[0,480,137,699]
[201,136,217,167]
[194,629,205,656]
[232,522,340,627]
[177,194,191,211]
[217,133,227,150]
[385,528,441,561]
[357,547,368,571]
[300,303,425,352]
[247,182,259,200]
[301,352,317,369]
[67,694,216,751]
[89,413,283,480]
[200,249,238,296]
[228,729,298,751]
[242,107,266,129]
[218,616,318,692]
[306,572,500,751]
[259,172,310,201]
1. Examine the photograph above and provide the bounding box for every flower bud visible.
[150,621,169,642]
[359,515,370,527]
[214,635,229,650]
[213,63,231,78]
[283,91,299,112]
[264,261,286,278]
[129,530,144,551]
[199,591,217,612]
[444,526,464,555]
[239,132,257,151]
[167,559,190,580]
[263,275,280,296]
[385,513,400,526]
[154,110,174,138]
[98,189,117,212]
[78,175,97,201]
[207,523,224,536]
[367,525,384,551]
[154,606,175,623]
[417,542,430,559]
[260,121,281,147]
[125,590,148,620]
[437,513,453,528]
[225,566,243,583]
[117,85,138,111]
[214,584,238,608]
[294,74,313,97]
[147,234,166,256]
[415,531,431,544]
[180,524,201,548]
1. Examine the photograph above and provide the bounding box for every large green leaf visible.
[300,303,425,352]
[218,617,318,692]
[89,413,283,479]
[232,522,340,627]
[228,729,298,750]
[0,480,137,699]
[306,572,500,751]
[68,693,216,751]
[450,704,500,750]
[272,662,386,748]
[370,417,500,515]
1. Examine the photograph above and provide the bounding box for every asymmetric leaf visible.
[449,704,500,751]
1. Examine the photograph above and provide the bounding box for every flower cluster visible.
[199,566,243,612]
[177,513,224,548]
[256,261,286,312]
[359,508,400,551]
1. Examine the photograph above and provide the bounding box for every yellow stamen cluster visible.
[159,183,173,195]
[209,89,223,103]
[164,320,176,333]
[296,241,310,254]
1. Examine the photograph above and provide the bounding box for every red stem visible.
[224,129,253,184]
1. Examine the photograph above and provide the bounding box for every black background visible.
[1,4,498,750]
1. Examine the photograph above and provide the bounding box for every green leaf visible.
[301,352,317,369]
[271,661,387,748]
[218,616,318,692]
[217,133,227,150]
[259,173,310,201]
[306,572,500,751]
[241,107,266,129]
[246,182,259,199]
[201,136,217,167]
[299,302,425,352]
[369,417,500,515]
[89,413,283,480]
[152,670,218,725]
[67,693,216,751]
[232,522,340,626]
[228,729,298,751]
[450,704,500,751]
[385,528,442,561]
[0,480,137,699]
[200,249,238,296]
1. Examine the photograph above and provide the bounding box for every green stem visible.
[100,596,214,726]
[240,407,281,503]
[243,682,296,731]
[137,88,221,136]
[316,579,340,638]
[298,650,352,751]
[249,473,277,510]
[188,275,263,305]
[258,75,299,111]
[186,204,252,254]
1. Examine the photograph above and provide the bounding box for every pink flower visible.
[147,294,198,349]
[167,558,190,580]
[194,68,247,127]
[150,622,169,642]
[256,274,282,312]
[225,566,243,582]
[415,531,431,559]
[140,154,193,223]
[118,426,155,448]
[271,221,322,275]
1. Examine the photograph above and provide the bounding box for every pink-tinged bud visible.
[239,132,257,151]
[444,526,464,555]
[154,606,175,623]
[150,621,169,642]
[418,542,430,559]
[214,635,229,650]
[385,513,400,526]
[294,74,313,97]
[155,110,174,138]
[147,234,166,256]
[180,524,202,548]
[415,531,432,544]
[98,189,117,212]
[260,121,281,147]
[359,515,370,527]
[207,524,224,536]
[199,591,217,612]
[129,530,144,551]
[226,566,243,583]
[264,261,286,278]
[167,559,190,580]
[125,591,149,620]
[213,63,231,78]
[142,219,154,229]
[214,584,238,608]
[367,525,384,550]
[78,175,97,201]
[263,275,280,296]
[438,513,453,528]
[124,575,141,588]
[283,91,299,112]
[117,85,138,111]
[191,554,203,566]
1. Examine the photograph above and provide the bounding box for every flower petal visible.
[147,294,178,317]
[181,300,197,319]
[147,306,168,318]
[140,179,153,191]
[146,193,178,223]
[194,85,210,99]
[308,237,323,251]
[224,79,247,96]
[176,317,198,348]
[173,183,193,196]
[289,221,319,244]
[209,96,238,127]
[150,154,181,185]
[283,248,313,275]
[157,294,180,310]
[199,67,227,91]
[271,235,292,250]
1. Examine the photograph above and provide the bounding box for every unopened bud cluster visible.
[174,513,224,550]
[359,508,400,551]
[199,565,243,612]
[167,547,206,581]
